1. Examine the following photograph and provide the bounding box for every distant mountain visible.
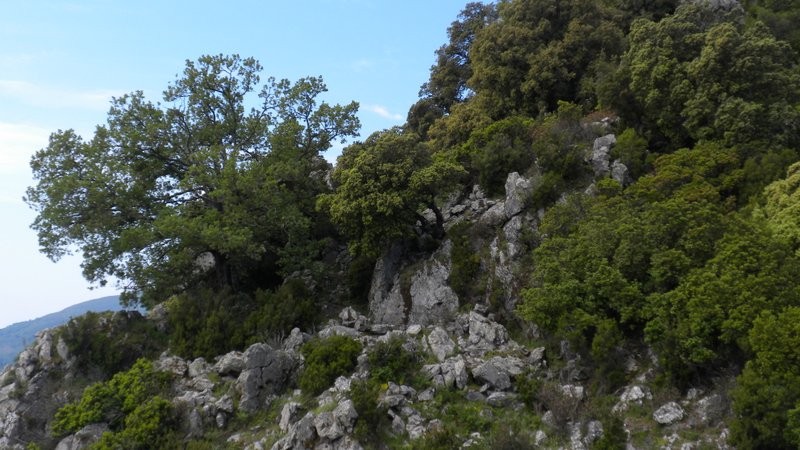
[0,295,125,368]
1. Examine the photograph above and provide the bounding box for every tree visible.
[25,55,359,307]
[319,128,464,257]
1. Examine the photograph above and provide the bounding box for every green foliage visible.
[610,128,649,180]
[320,128,465,256]
[350,380,389,447]
[366,336,420,385]
[611,3,800,151]
[593,415,627,449]
[59,311,165,375]
[26,54,359,307]
[53,359,172,440]
[244,280,318,344]
[758,161,800,251]
[92,396,177,450]
[464,116,535,196]
[731,307,800,449]
[298,335,362,396]
[166,288,250,360]
[469,0,626,117]
[447,221,484,301]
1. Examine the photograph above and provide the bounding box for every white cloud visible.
[0,80,119,111]
[367,104,404,121]
[0,122,50,173]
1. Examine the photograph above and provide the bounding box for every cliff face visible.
[0,134,735,449]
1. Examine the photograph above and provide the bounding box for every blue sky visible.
[0,0,470,328]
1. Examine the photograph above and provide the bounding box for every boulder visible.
[368,244,407,326]
[279,402,303,432]
[283,328,311,353]
[589,134,616,178]
[653,401,685,425]
[611,160,630,185]
[236,344,297,412]
[155,353,188,376]
[214,351,246,376]
[504,172,533,218]
[407,242,459,326]
[471,356,525,391]
[425,327,455,362]
[613,385,652,413]
[467,312,509,350]
[314,399,358,440]
[422,355,468,390]
[272,412,317,450]
[55,423,109,450]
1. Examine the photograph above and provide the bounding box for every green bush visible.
[465,116,536,196]
[53,358,173,441]
[299,335,362,396]
[350,380,389,446]
[367,336,420,385]
[244,279,318,343]
[58,311,165,376]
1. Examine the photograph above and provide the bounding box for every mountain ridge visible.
[0,295,123,368]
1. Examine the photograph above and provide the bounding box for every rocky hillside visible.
[0,134,734,449]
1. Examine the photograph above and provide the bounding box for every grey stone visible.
[561,384,585,400]
[188,357,210,378]
[214,351,246,376]
[272,412,317,450]
[613,385,652,413]
[486,392,518,407]
[314,399,358,440]
[611,160,630,185]
[237,344,297,412]
[425,327,455,362]
[339,306,360,326]
[155,353,188,376]
[283,328,311,353]
[368,244,407,326]
[589,134,616,178]
[407,242,459,326]
[479,202,507,228]
[584,420,604,446]
[465,390,486,402]
[467,312,509,349]
[504,172,533,218]
[422,355,468,389]
[55,423,109,450]
[318,325,361,340]
[406,324,422,336]
[653,401,685,425]
[280,402,303,432]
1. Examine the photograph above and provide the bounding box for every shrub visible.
[53,358,172,439]
[466,116,536,196]
[367,336,420,385]
[299,336,362,396]
[58,311,165,376]
[448,221,484,302]
[244,279,318,343]
[350,380,389,446]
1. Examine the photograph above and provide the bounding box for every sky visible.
[0,0,470,328]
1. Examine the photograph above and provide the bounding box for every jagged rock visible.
[535,429,548,446]
[691,393,726,426]
[504,172,533,218]
[561,384,585,400]
[529,347,546,367]
[570,422,588,450]
[471,356,525,391]
[314,399,358,440]
[425,327,455,362]
[406,324,422,336]
[237,343,297,412]
[369,244,407,326]
[188,357,210,378]
[283,328,311,353]
[272,412,317,450]
[613,385,652,413]
[407,242,459,326]
[214,351,246,376]
[467,312,509,350]
[466,390,486,402]
[589,134,616,178]
[338,307,360,327]
[318,325,361,340]
[56,337,70,362]
[584,420,604,446]
[418,388,435,402]
[479,202,507,228]
[280,402,303,432]
[215,394,234,413]
[611,160,630,185]
[55,423,109,450]
[155,353,188,376]
[406,413,427,440]
[422,355,468,389]
[654,401,685,425]
[486,392,519,407]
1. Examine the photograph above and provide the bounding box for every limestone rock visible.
[425,327,455,362]
[422,355,468,390]
[272,412,317,450]
[467,312,509,350]
[214,351,246,376]
[237,343,297,412]
[471,356,525,391]
[613,385,652,413]
[314,399,358,440]
[589,134,616,178]
[611,160,630,185]
[280,402,303,432]
[283,328,312,353]
[368,244,407,326]
[155,353,188,376]
[653,401,685,425]
[55,423,109,450]
[504,172,533,218]
[407,242,459,326]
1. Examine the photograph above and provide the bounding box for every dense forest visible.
[17,0,800,448]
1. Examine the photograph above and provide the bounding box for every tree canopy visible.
[26,54,359,307]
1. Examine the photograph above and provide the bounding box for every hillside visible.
[3,0,800,448]
[0,296,123,368]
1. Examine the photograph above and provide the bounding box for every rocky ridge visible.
[1,134,734,449]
